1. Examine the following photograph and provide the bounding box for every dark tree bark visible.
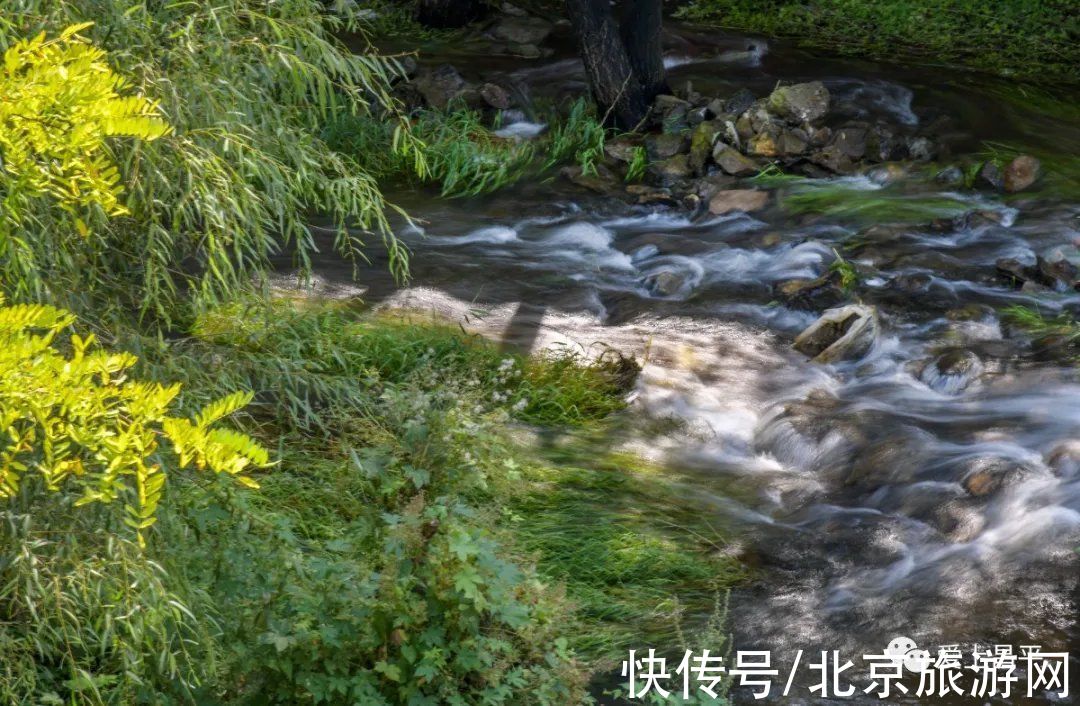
[620,0,668,103]
[416,0,486,29]
[565,0,650,130]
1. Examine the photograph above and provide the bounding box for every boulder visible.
[412,64,470,110]
[917,349,982,394]
[767,81,830,124]
[865,125,904,162]
[708,189,769,215]
[561,164,620,195]
[1003,154,1041,192]
[604,136,643,163]
[694,173,738,201]
[776,128,809,156]
[646,270,688,296]
[479,82,512,110]
[687,105,710,127]
[976,161,1004,190]
[653,94,692,132]
[748,130,779,158]
[724,87,756,116]
[689,121,721,175]
[961,457,1035,497]
[626,184,679,207]
[793,304,879,363]
[775,273,848,310]
[734,114,754,143]
[489,15,552,44]
[935,165,965,186]
[907,136,936,162]
[649,154,692,184]
[645,132,686,160]
[828,127,868,160]
[810,144,856,174]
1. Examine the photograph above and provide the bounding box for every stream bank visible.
[300,12,1080,703]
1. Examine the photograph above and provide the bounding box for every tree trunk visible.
[620,0,668,103]
[416,0,485,28]
[564,0,648,130]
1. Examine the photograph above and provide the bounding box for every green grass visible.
[505,451,746,663]
[1003,305,1080,351]
[326,98,611,197]
[778,178,973,223]
[677,0,1080,83]
[97,294,738,703]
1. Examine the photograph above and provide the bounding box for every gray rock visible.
[707,188,769,215]
[689,121,721,175]
[907,136,935,162]
[712,144,760,176]
[724,87,756,116]
[604,136,643,163]
[626,184,678,206]
[645,132,687,160]
[793,304,879,363]
[412,64,470,110]
[828,127,868,160]
[1003,154,1041,192]
[776,127,809,156]
[775,274,848,311]
[489,15,552,45]
[918,349,982,394]
[479,82,512,110]
[865,125,903,162]
[561,164,620,195]
[649,154,692,184]
[748,129,780,157]
[767,81,830,124]
[647,270,687,296]
[977,161,1004,190]
[935,165,965,186]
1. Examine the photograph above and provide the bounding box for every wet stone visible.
[645,132,687,160]
[712,143,760,176]
[1003,154,1042,193]
[707,188,769,215]
[767,81,830,124]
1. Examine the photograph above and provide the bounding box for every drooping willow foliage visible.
[0,0,424,322]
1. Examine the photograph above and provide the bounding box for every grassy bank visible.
[677,0,1079,83]
[0,295,743,703]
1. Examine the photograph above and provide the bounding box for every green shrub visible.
[0,1,420,320]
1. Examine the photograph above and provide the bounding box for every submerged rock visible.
[707,188,769,215]
[916,349,983,394]
[775,271,849,310]
[1003,154,1042,192]
[767,81,830,124]
[793,304,879,363]
[645,270,688,296]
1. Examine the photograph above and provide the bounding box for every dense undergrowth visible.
[677,0,1079,83]
[324,97,608,198]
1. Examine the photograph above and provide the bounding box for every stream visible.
[298,25,1079,704]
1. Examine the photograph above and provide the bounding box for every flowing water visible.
[301,27,1080,704]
